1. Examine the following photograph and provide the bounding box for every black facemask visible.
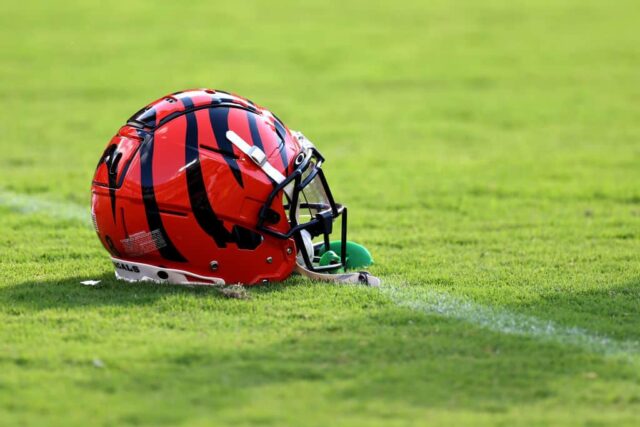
[256,145,348,272]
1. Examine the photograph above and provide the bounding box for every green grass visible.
[1,0,640,425]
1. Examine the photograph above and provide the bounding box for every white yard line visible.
[3,189,638,357]
[381,285,640,358]
[0,189,91,226]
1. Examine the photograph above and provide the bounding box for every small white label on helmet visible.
[121,229,166,256]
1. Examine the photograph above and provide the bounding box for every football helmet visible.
[91,89,378,286]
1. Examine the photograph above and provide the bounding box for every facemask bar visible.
[256,146,348,273]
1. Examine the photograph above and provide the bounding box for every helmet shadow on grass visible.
[0,272,301,310]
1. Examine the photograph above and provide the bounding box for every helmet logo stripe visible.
[182,102,263,250]
[138,132,187,262]
[208,103,244,188]
[247,111,265,152]
[183,99,234,248]
[273,119,289,174]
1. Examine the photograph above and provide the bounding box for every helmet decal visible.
[139,131,188,263]
[246,111,266,155]
[273,118,289,174]
[96,143,120,222]
[205,104,244,188]
[182,98,262,249]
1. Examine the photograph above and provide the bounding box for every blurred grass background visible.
[1,0,639,425]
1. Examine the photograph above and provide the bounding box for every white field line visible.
[381,285,640,358]
[3,189,638,357]
[0,189,91,226]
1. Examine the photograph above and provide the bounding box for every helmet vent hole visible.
[263,208,280,224]
[157,271,169,280]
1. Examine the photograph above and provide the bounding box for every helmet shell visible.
[91,89,302,284]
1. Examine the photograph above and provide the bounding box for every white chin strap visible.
[294,262,381,287]
[296,229,315,265]
[226,130,286,184]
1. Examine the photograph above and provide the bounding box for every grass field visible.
[1,0,640,425]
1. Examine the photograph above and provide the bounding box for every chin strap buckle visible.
[247,145,267,166]
[357,272,373,285]
[294,262,381,287]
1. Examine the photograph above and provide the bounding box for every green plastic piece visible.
[318,241,374,270]
[319,250,341,267]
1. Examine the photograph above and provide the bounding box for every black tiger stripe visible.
[107,151,120,222]
[136,107,156,128]
[183,98,235,248]
[247,111,265,152]
[247,111,277,188]
[139,131,187,262]
[97,144,119,222]
[273,119,289,174]
[104,235,121,257]
[208,105,244,188]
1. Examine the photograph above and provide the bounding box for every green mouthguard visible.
[317,241,374,270]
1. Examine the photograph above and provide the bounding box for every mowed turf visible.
[1,0,640,425]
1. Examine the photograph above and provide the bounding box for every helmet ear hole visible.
[263,208,281,224]
[157,271,169,280]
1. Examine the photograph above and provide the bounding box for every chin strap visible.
[226,130,286,184]
[294,262,381,287]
